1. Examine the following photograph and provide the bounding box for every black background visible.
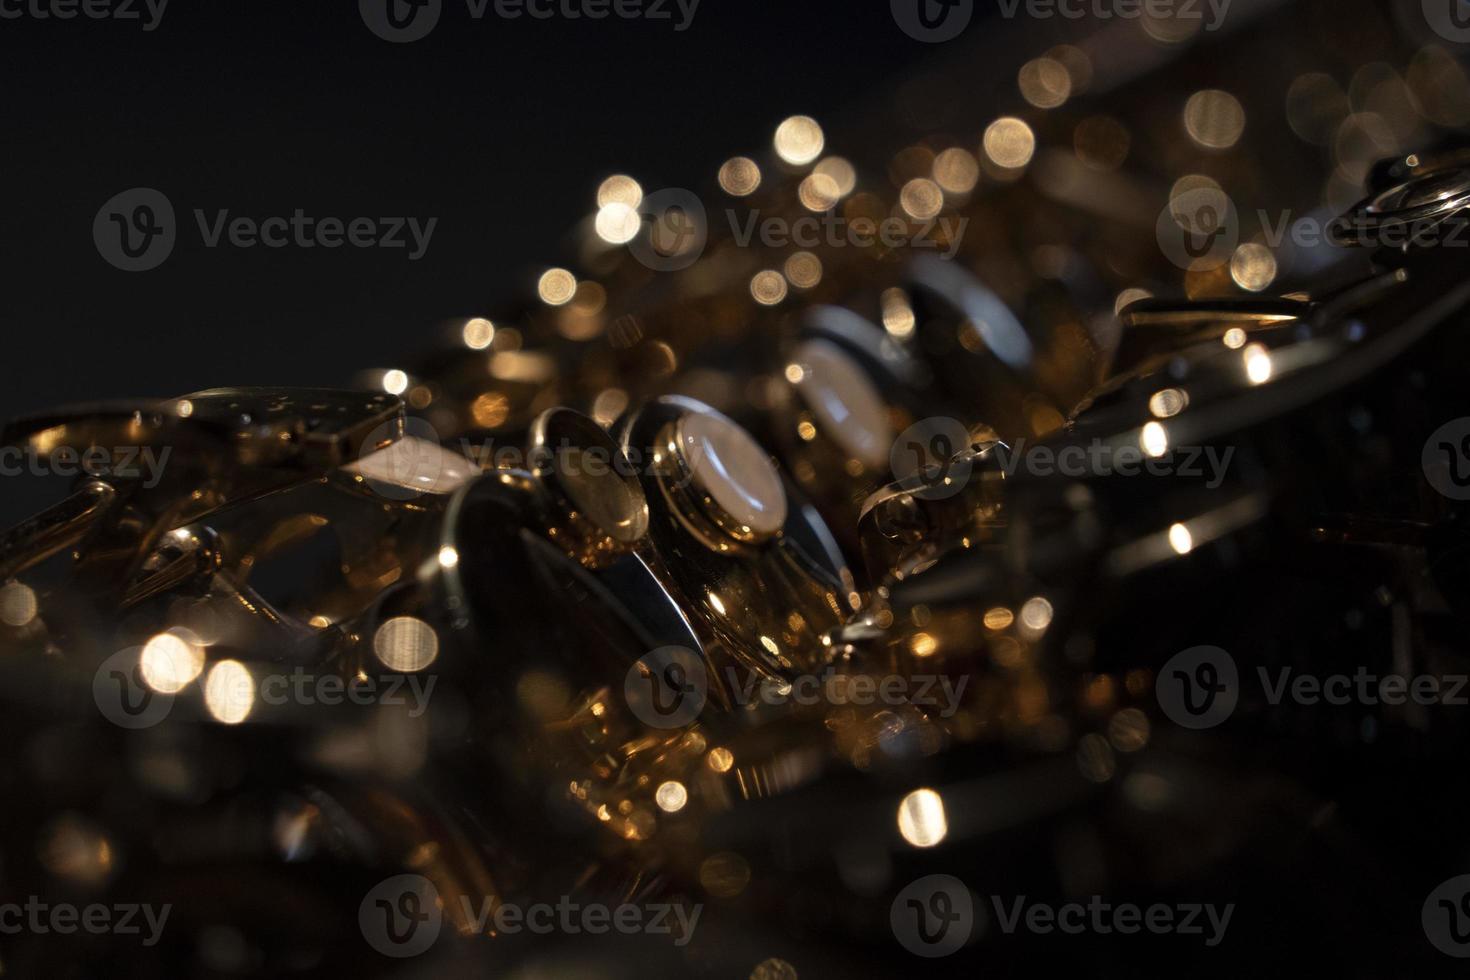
[0,0,938,424]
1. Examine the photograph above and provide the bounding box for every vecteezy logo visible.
[92,646,174,729]
[360,874,442,958]
[891,875,975,957]
[360,0,442,42]
[625,188,708,273]
[1424,0,1470,43]
[890,417,975,501]
[891,0,973,42]
[351,417,448,501]
[1424,875,1470,956]
[94,188,176,272]
[1156,187,1238,272]
[623,646,707,728]
[1422,418,1470,500]
[1156,645,1238,729]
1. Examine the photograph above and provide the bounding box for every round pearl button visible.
[791,339,893,469]
[677,410,788,539]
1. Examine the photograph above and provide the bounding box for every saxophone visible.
[5,0,1470,975]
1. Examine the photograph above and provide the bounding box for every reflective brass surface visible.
[6,2,1470,976]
